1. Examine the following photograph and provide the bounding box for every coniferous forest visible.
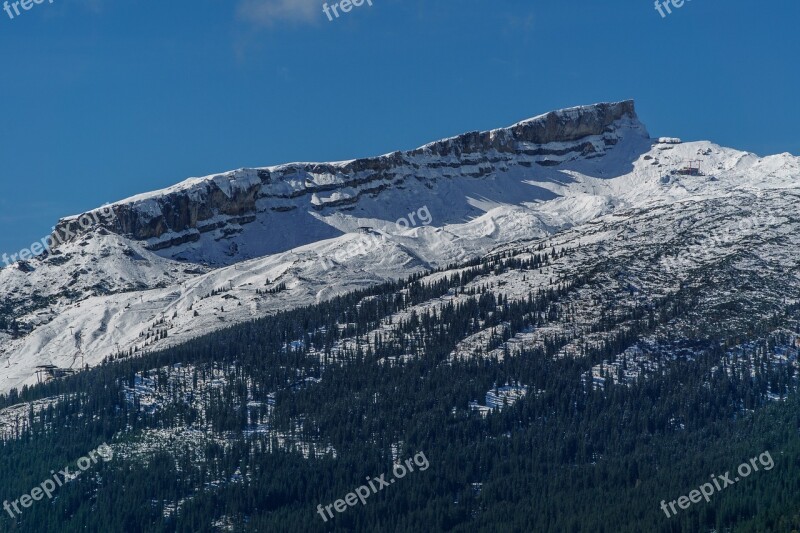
[1,247,799,533]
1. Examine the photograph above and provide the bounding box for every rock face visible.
[414,100,638,156]
[50,100,646,263]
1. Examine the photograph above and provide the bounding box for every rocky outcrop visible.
[50,101,646,254]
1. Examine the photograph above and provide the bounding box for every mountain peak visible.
[414,100,642,156]
[49,101,647,263]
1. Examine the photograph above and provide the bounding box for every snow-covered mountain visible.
[1,100,798,394]
[44,100,645,266]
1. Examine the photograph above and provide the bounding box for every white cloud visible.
[236,0,321,26]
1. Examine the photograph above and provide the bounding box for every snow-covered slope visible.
[1,100,798,394]
[51,100,649,266]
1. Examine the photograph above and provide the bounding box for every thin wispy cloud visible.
[236,0,321,26]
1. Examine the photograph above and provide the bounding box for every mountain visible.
[0,99,797,398]
[2,101,800,532]
[55,100,642,265]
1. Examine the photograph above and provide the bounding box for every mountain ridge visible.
[1,100,798,395]
[50,100,644,265]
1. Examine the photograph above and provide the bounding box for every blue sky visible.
[1,0,798,257]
